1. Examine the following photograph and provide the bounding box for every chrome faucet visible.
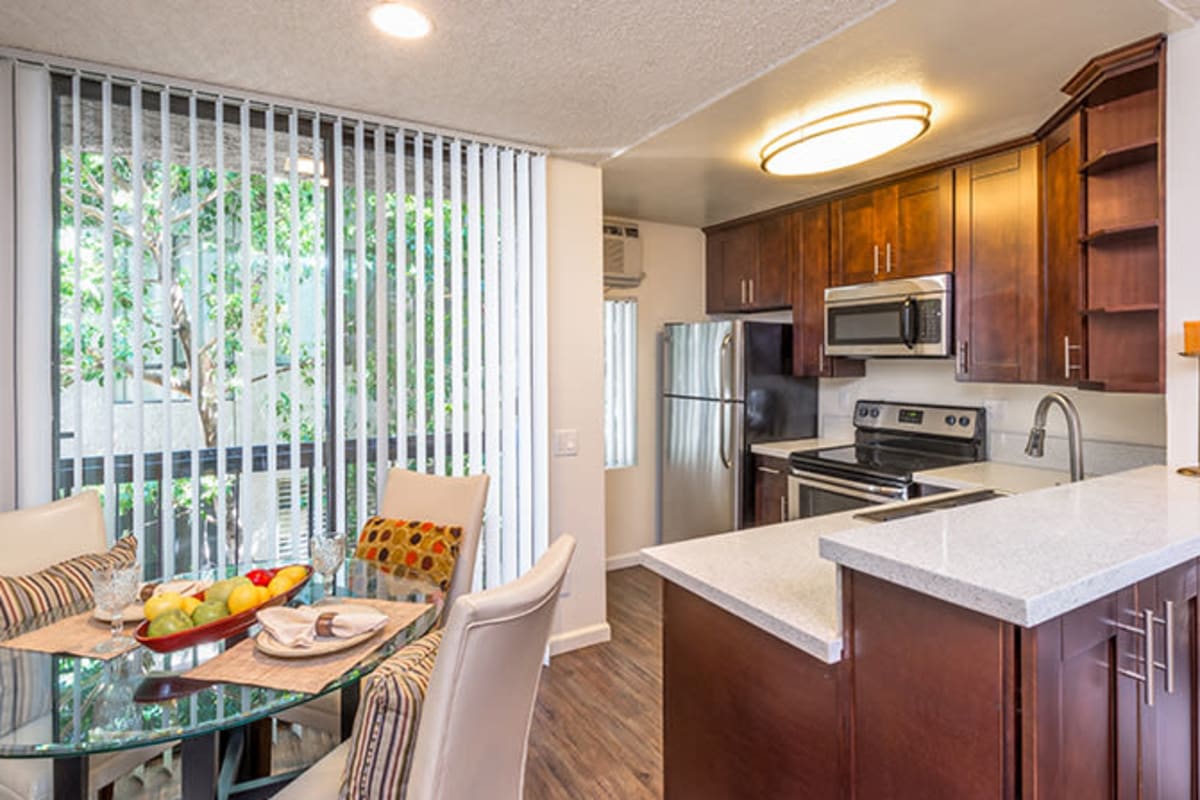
[1025,392,1085,482]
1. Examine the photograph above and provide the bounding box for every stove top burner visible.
[789,400,988,487]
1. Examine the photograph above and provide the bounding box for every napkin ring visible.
[315,612,338,637]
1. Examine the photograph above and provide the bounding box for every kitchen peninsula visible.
[642,465,1200,799]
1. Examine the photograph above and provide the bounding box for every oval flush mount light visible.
[370,3,433,39]
[760,100,932,176]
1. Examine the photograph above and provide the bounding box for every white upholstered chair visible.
[278,469,489,738]
[275,534,576,800]
[0,492,168,800]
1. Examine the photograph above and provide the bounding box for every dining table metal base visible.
[52,756,87,800]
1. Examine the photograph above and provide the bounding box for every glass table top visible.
[0,559,441,759]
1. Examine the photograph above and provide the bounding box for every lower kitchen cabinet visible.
[662,583,843,800]
[847,561,1198,800]
[752,454,789,526]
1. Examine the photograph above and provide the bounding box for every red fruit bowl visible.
[134,565,313,653]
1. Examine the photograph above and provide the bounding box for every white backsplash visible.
[819,359,1167,477]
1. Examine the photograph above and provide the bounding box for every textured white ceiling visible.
[602,0,1194,227]
[0,0,890,158]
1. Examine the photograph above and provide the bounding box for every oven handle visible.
[789,470,906,502]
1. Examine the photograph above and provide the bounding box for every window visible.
[604,298,637,469]
[26,63,548,587]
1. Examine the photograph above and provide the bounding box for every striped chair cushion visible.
[341,629,443,800]
[0,536,137,639]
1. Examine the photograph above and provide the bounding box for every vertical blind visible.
[604,298,637,469]
[35,62,548,589]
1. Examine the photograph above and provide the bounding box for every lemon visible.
[256,586,272,604]
[275,565,308,585]
[227,583,262,616]
[267,574,295,597]
[143,592,185,622]
[180,596,202,616]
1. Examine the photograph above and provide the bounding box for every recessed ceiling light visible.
[760,100,932,176]
[370,3,433,39]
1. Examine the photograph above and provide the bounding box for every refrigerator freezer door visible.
[660,396,744,543]
[662,321,745,401]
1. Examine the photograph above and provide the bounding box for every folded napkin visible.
[257,605,387,649]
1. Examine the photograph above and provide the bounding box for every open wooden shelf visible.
[1082,304,1160,315]
[1081,220,1159,245]
[1080,139,1158,175]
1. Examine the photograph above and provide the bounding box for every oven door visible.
[787,470,905,519]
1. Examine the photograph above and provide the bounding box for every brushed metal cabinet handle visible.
[749,279,755,305]
[740,279,747,305]
[957,341,968,374]
[1063,335,1082,380]
[873,245,880,276]
[780,494,787,521]
[1164,599,1176,694]
[886,242,892,273]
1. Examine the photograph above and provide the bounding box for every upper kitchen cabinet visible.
[1041,113,1084,386]
[954,145,1041,383]
[1070,36,1165,393]
[831,169,953,285]
[705,216,791,314]
[792,204,865,378]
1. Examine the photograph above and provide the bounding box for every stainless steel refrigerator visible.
[659,320,818,544]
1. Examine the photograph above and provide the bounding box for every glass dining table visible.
[0,559,442,800]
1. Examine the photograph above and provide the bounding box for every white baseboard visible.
[605,551,643,571]
[547,622,611,656]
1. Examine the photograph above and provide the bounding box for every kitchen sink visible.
[853,489,1007,523]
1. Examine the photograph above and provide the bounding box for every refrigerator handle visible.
[719,332,733,469]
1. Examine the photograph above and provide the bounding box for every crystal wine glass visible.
[311,531,346,601]
[90,565,140,654]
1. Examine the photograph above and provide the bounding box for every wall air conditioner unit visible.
[603,220,644,288]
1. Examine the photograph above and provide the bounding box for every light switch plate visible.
[553,429,579,457]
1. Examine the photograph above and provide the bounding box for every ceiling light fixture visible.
[760,100,932,176]
[370,3,433,39]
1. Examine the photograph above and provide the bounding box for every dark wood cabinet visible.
[1041,113,1084,385]
[831,169,952,286]
[791,204,866,379]
[663,582,842,800]
[705,217,790,314]
[954,145,1041,383]
[752,454,789,526]
[845,557,1198,800]
[705,223,758,314]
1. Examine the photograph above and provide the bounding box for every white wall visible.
[1166,25,1200,469]
[820,360,1166,475]
[545,157,611,654]
[604,220,706,565]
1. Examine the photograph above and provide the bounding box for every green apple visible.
[191,600,230,626]
[147,608,194,637]
[206,576,251,606]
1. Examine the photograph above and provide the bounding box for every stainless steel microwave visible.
[824,273,952,358]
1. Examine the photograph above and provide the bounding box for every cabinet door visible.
[831,190,882,285]
[1142,561,1198,800]
[753,456,789,526]
[892,170,953,278]
[706,224,758,313]
[1042,114,1084,385]
[751,213,792,310]
[954,146,1041,382]
[792,205,865,379]
[1022,588,1139,799]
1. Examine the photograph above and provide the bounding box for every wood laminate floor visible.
[525,567,663,799]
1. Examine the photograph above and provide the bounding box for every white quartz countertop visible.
[917,462,1068,494]
[749,438,851,460]
[641,510,868,663]
[820,466,1200,627]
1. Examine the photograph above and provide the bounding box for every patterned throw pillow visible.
[340,629,443,800]
[355,517,462,591]
[0,536,137,639]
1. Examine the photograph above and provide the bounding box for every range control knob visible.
[869,408,880,418]
[858,406,869,417]
[958,416,971,427]
[944,414,957,426]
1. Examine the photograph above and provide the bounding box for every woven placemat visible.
[0,610,139,660]
[182,598,432,694]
